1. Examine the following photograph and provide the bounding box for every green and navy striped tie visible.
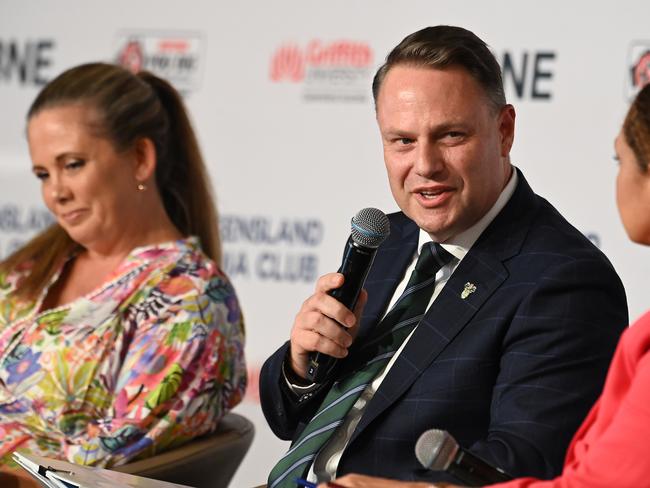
[267,242,454,488]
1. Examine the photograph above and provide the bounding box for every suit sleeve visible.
[467,256,628,479]
[486,348,650,488]
[259,341,332,441]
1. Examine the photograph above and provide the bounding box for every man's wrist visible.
[281,349,321,403]
[282,356,317,389]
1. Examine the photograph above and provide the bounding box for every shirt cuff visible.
[282,358,319,399]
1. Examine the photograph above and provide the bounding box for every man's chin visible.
[412,220,454,243]
[399,205,455,241]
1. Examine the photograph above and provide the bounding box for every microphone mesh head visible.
[415,429,459,471]
[350,208,390,248]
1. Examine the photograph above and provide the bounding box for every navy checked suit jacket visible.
[260,170,628,482]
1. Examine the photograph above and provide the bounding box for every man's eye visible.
[446,131,464,139]
[398,138,414,145]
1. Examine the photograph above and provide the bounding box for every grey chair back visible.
[114,412,254,488]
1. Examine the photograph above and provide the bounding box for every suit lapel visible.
[337,214,418,378]
[357,214,419,335]
[351,250,507,440]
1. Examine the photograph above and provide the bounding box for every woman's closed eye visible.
[33,169,49,181]
[65,159,86,171]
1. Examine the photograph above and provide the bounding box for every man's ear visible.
[498,104,516,157]
[133,137,157,182]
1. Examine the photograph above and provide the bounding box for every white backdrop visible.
[2,2,650,486]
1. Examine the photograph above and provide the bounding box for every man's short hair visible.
[372,25,506,112]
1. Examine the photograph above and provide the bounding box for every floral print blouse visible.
[0,237,246,468]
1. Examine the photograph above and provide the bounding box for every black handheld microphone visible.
[415,429,513,486]
[305,208,390,383]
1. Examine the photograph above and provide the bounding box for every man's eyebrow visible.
[382,122,470,137]
[382,128,416,137]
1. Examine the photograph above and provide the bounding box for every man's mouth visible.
[419,190,446,199]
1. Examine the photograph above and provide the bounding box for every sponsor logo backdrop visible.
[2,1,650,486]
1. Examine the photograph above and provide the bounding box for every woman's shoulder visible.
[142,236,237,299]
[153,239,243,332]
[120,238,241,330]
[620,310,650,361]
[0,260,35,302]
[0,261,40,327]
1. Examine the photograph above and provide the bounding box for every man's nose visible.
[413,140,444,177]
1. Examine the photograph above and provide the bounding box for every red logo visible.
[117,40,144,73]
[270,40,373,83]
[270,44,304,82]
[114,31,205,94]
[244,365,260,403]
[632,50,650,90]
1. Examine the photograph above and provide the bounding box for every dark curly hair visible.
[623,83,650,171]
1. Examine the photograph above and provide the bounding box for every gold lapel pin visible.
[461,282,477,299]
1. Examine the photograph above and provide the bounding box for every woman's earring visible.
[137,182,147,191]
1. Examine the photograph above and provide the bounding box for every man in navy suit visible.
[260,25,628,484]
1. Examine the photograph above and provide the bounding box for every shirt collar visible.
[417,166,519,262]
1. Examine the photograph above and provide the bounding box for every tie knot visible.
[415,242,454,277]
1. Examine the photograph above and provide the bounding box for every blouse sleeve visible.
[64,269,247,467]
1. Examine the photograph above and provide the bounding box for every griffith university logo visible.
[269,39,374,103]
[627,41,650,99]
[114,31,205,94]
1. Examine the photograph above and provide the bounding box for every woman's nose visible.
[50,177,71,202]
